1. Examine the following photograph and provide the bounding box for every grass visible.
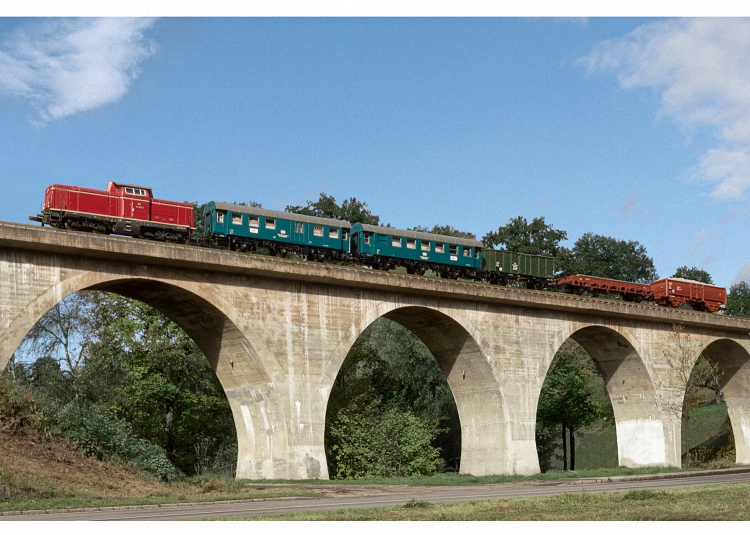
[574,401,732,470]
[212,483,750,521]
[0,477,317,513]
[233,465,683,487]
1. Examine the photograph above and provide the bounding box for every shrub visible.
[328,396,444,479]
[57,406,177,481]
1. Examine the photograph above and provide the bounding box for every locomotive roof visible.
[354,223,483,248]
[210,202,352,229]
[109,181,152,191]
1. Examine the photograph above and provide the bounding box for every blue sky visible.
[1,16,749,288]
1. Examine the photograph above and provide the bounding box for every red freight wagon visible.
[555,275,652,302]
[30,182,194,243]
[650,278,726,312]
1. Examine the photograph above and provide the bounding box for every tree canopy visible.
[325,318,460,478]
[286,192,380,225]
[726,281,750,317]
[672,266,714,285]
[10,291,237,477]
[536,340,611,472]
[409,225,476,240]
[557,232,658,283]
[482,216,567,256]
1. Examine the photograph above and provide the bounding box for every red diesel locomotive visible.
[30,182,194,243]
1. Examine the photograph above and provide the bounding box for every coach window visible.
[329,228,339,239]
[232,213,242,225]
[435,243,445,253]
[313,225,323,237]
[294,222,303,233]
[392,236,402,247]
[421,240,431,251]
[406,238,416,249]
[449,245,458,255]
[463,246,470,257]
[265,218,276,230]
[475,249,480,259]
[249,216,259,228]
[342,230,348,240]
[217,212,225,223]
[364,233,371,245]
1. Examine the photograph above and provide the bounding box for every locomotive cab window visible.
[232,213,242,225]
[313,225,323,237]
[364,233,371,245]
[435,243,445,253]
[217,212,225,223]
[421,240,431,251]
[265,218,276,230]
[449,245,458,255]
[124,187,147,196]
[406,239,416,249]
[249,216,259,228]
[329,228,339,239]
[392,236,402,247]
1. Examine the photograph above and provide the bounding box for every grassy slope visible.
[575,402,731,469]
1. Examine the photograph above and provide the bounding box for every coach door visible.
[292,221,307,244]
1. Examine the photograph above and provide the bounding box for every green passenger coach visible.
[349,223,483,277]
[203,201,351,260]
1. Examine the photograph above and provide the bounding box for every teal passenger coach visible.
[203,201,351,260]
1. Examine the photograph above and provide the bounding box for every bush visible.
[328,396,444,479]
[57,406,177,481]
[0,377,58,436]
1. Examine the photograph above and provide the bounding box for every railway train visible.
[29,182,727,312]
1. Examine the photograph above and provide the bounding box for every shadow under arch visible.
[547,325,666,468]
[700,338,750,465]
[325,304,519,476]
[2,273,278,480]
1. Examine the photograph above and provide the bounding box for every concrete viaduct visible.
[2,221,750,480]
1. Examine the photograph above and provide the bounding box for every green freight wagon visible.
[480,249,556,288]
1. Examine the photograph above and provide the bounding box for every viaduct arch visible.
[3,222,750,479]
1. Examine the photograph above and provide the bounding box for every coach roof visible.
[210,202,352,229]
[355,223,482,248]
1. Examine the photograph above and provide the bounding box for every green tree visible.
[536,340,611,471]
[10,290,237,476]
[482,216,567,256]
[409,225,476,240]
[327,395,443,479]
[672,266,714,285]
[557,232,658,283]
[13,294,94,400]
[286,193,380,225]
[81,293,236,474]
[325,318,460,477]
[726,281,750,317]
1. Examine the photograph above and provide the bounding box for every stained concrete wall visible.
[2,223,750,478]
